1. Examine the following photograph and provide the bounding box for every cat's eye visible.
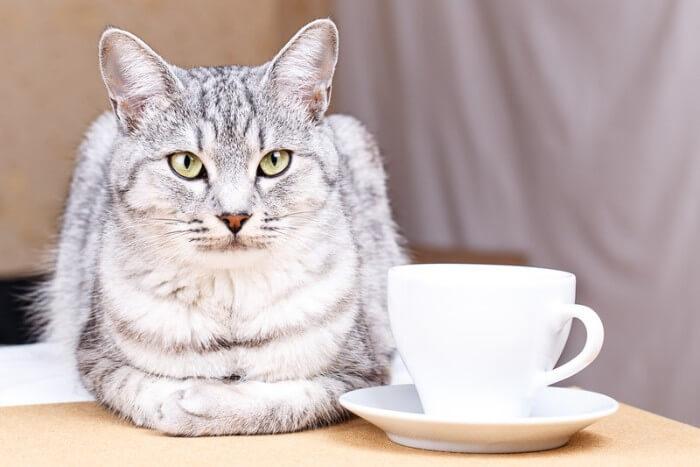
[258,150,292,177]
[169,152,204,179]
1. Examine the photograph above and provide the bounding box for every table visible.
[1,402,698,466]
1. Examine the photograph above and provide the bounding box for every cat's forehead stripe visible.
[185,70,263,150]
[195,125,203,153]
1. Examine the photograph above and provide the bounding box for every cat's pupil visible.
[271,153,279,165]
[184,156,191,169]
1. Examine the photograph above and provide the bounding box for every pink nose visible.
[217,213,250,234]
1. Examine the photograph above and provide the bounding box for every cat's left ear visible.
[265,19,339,121]
[99,28,180,131]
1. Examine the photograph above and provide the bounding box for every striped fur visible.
[35,19,405,435]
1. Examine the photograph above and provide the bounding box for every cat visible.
[33,19,405,435]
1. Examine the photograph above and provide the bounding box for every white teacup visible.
[388,264,604,419]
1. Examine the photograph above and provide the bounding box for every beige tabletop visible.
[1,402,699,466]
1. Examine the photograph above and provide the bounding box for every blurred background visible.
[1,0,699,425]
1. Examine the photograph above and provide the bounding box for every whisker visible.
[151,217,188,223]
[163,228,209,237]
[263,209,318,222]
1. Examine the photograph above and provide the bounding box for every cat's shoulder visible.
[325,114,381,166]
[77,111,118,164]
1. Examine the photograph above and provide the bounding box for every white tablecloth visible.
[0,343,93,407]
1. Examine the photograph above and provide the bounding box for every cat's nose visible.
[217,213,250,234]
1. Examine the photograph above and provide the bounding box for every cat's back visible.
[60,111,118,255]
[326,114,404,364]
[326,114,384,194]
[326,114,400,252]
[40,112,117,345]
[76,111,118,166]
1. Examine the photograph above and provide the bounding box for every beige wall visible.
[0,0,329,277]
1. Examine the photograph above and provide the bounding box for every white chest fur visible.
[99,236,359,380]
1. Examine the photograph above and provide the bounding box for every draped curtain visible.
[333,0,700,425]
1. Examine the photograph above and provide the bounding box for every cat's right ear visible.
[265,19,338,122]
[99,28,179,131]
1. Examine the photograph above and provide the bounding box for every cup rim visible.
[389,263,575,287]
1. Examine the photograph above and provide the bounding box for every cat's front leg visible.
[78,352,204,430]
[156,377,352,436]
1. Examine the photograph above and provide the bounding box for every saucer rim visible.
[339,384,619,426]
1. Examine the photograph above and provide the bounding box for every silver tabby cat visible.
[36,19,405,435]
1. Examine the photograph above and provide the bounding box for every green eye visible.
[169,152,204,179]
[258,150,291,177]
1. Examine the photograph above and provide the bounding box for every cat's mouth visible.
[189,235,268,252]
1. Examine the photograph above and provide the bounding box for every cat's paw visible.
[175,383,236,419]
[153,389,198,436]
[154,383,247,436]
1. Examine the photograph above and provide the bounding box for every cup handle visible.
[540,304,604,387]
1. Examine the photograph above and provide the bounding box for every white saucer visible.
[339,384,618,453]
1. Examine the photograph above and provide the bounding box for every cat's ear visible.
[265,19,339,121]
[99,28,179,131]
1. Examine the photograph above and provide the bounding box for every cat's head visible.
[99,20,341,268]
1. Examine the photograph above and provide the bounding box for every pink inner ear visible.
[308,82,329,109]
[118,94,151,121]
